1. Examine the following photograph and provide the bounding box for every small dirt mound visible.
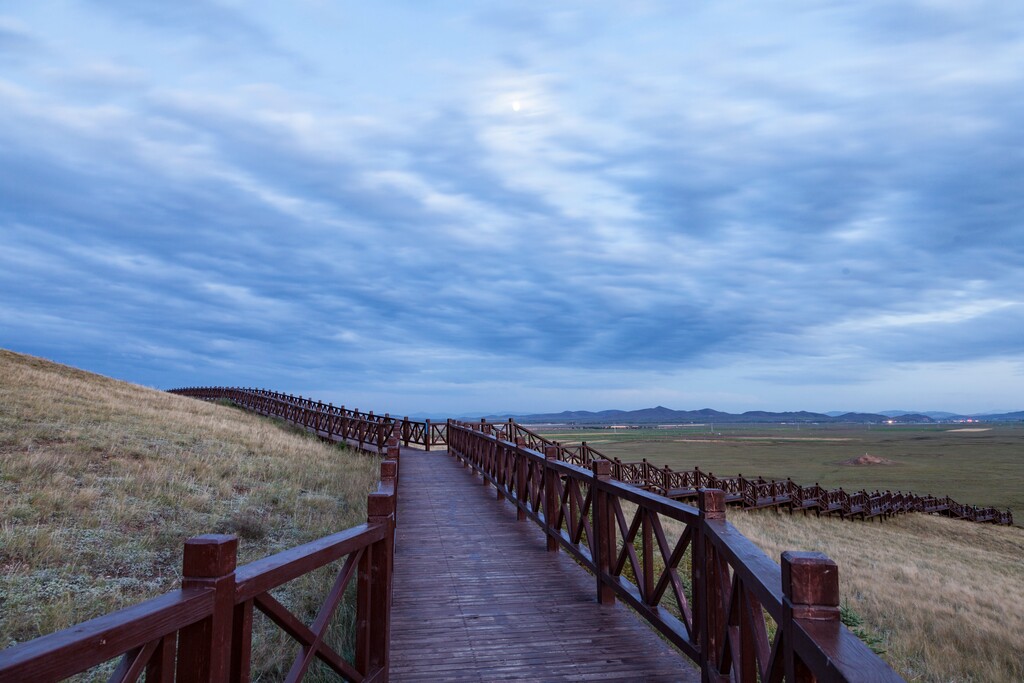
[839,453,896,466]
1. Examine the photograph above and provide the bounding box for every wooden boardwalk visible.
[389,449,699,682]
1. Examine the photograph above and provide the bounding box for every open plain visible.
[537,423,1024,515]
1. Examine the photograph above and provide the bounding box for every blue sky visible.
[2,1,1023,415]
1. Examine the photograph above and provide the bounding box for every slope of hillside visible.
[731,511,1024,682]
[0,349,379,671]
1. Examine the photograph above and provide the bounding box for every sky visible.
[1,1,1023,416]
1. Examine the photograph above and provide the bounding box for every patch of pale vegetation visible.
[0,349,380,675]
[838,453,896,466]
[730,510,1024,682]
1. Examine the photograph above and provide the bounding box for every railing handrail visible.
[445,420,905,682]
[0,588,215,681]
[488,419,1012,526]
[5,388,1004,680]
[234,521,386,602]
[0,518,396,682]
[0,401,402,682]
[170,391,1012,526]
[170,386,448,451]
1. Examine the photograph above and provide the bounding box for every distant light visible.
[512,100,521,112]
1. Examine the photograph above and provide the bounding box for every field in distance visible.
[536,422,1024,515]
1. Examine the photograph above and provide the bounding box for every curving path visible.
[388,447,699,682]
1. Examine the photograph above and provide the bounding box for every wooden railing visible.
[173,391,1011,526]
[5,384,1007,681]
[465,420,1013,526]
[0,452,400,682]
[169,387,447,452]
[447,419,904,683]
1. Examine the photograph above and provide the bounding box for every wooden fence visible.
[169,387,447,452]
[171,388,1012,526]
[0,440,401,682]
[446,419,903,682]
[463,418,1013,526]
[5,386,1003,680]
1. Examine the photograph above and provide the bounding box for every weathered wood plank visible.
[389,448,699,682]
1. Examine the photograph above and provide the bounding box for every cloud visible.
[1,3,1023,413]
[77,0,307,66]
[473,5,604,49]
[0,17,44,61]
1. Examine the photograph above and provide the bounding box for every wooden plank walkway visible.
[389,448,699,682]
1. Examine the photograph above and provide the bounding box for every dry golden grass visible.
[727,510,1024,682]
[0,349,380,676]
[646,506,1023,681]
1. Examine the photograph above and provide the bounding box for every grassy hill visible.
[0,349,380,673]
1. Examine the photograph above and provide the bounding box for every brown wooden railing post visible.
[424,419,432,451]
[357,475,396,678]
[544,445,560,552]
[495,438,503,485]
[480,435,490,485]
[230,599,253,683]
[695,489,726,683]
[592,459,616,605]
[515,439,527,521]
[495,442,506,501]
[641,507,654,605]
[781,551,840,683]
[449,419,466,468]
[568,465,579,539]
[385,445,400,522]
[387,441,400,482]
[177,534,238,683]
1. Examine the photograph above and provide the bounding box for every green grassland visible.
[537,423,1024,515]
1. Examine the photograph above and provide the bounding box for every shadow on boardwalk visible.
[390,448,699,682]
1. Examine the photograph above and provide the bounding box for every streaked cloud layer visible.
[2,1,1023,414]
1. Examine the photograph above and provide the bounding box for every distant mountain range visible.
[478,406,1024,425]
[874,411,940,419]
